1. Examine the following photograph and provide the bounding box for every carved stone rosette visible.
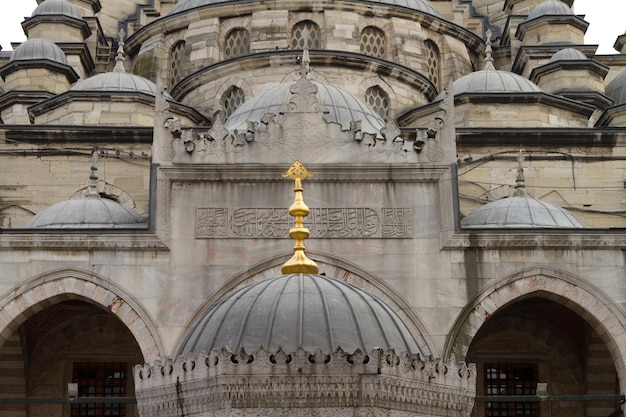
[135,347,476,417]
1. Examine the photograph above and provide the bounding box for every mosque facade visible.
[0,0,625,416]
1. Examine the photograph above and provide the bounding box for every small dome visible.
[178,274,424,356]
[25,196,146,229]
[31,0,83,20]
[461,196,583,228]
[71,72,159,95]
[10,38,68,65]
[548,48,587,63]
[224,81,386,135]
[605,70,626,105]
[169,0,441,17]
[442,69,542,97]
[527,0,574,21]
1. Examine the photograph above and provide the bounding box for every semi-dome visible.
[10,38,68,65]
[606,70,626,106]
[31,0,83,20]
[527,0,574,21]
[169,0,442,17]
[25,196,147,229]
[178,273,424,356]
[548,48,587,63]
[224,81,386,135]
[70,72,159,95]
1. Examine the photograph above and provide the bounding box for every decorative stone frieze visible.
[135,347,475,417]
[195,207,413,238]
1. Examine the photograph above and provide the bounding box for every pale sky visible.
[0,0,624,54]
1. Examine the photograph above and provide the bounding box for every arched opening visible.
[290,20,321,49]
[221,86,245,119]
[224,28,250,59]
[360,26,386,59]
[0,300,143,417]
[468,297,620,417]
[365,85,390,120]
[169,41,186,88]
[424,40,441,89]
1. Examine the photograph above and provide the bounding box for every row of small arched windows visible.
[169,21,440,87]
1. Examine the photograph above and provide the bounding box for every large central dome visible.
[178,273,424,356]
[169,0,442,17]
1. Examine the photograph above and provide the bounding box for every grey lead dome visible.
[461,196,583,228]
[70,72,160,95]
[10,38,68,65]
[178,274,424,356]
[169,0,442,17]
[25,196,147,229]
[31,0,83,20]
[527,0,573,21]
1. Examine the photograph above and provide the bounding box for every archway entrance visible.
[468,297,621,417]
[0,300,143,417]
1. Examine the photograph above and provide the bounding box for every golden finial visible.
[281,161,319,274]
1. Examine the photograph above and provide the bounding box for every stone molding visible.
[442,232,626,249]
[0,233,167,250]
[0,267,166,362]
[443,267,626,386]
[135,347,475,417]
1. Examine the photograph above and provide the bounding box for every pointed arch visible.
[0,267,166,363]
[444,266,626,391]
[173,251,438,358]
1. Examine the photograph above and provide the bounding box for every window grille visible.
[290,21,321,49]
[170,42,186,87]
[360,26,386,59]
[425,40,440,88]
[224,28,250,59]
[365,86,389,120]
[484,363,540,417]
[222,86,245,119]
[71,362,128,417]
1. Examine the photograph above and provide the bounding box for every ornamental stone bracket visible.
[154,75,456,165]
[135,346,476,417]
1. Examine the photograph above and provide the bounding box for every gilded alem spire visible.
[281,161,319,274]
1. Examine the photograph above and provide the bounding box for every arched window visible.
[360,26,386,59]
[224,28,250,59]
[425,40,441,89]
[169,41,186,87]
[290,20,321,49]
[222,86,245,119]
[365,86,390,120]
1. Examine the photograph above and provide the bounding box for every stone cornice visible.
[455,127,626,147]
[1,125,154,144]
[513,44,599,75]
[0,59,80,83]
[172,50,437,102]
[125,0,483,56]
[22,15,92,39]
[0,233,168,250]
[442,231,626,250]
[160,164,449,183]
[454,92,595,117]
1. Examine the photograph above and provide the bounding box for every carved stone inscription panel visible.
[196,207,413,238]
